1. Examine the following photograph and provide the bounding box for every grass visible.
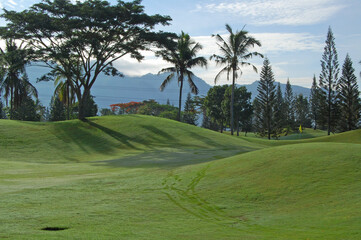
[0,115,360,239]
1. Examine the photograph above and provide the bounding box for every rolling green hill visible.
[0,115,360,239]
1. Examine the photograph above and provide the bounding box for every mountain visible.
[25,65,310,110]
[26,65,211,109]
[238,81,311,100]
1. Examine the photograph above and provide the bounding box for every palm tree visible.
[211,24,263,135]
[0,39,37,119]
[52,68,77,120]
[157,32,207,121]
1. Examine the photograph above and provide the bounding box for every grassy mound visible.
[173,141,361,239]
[0,116,360,239]
[0,115,262,164]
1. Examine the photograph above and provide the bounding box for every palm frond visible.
[160,73,175,91]
[214,66,231,84]
[158,67,177,74]
[186,71,199,95]
[187,56,207,68]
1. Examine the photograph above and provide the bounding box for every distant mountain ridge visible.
[25,65,310,110]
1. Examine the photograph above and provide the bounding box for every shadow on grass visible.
[83,119,140,150]
[92,148,244,169]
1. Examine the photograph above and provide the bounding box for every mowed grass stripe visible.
[0,116,360,239]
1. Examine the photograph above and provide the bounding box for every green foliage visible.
[319,27,340,135]
[204,85,228,132]
[0,39,38,119]
[294,94,312,128]
[9,94,41,121]
[50,97,66,122]
[100,108,115,116]
[310,75,323,129]
[138,99,179,120]
[1,0,173,119]
[211,24,263,135]
[183,93,198,125]
[273,83,285,139]
[157,32,207,121]
[284,78,295,131]
[222,85,253,136]
[337,54,360,131]
[255,58,276,139]
[158,109,178,120]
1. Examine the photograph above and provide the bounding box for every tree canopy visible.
[0,0,174,119]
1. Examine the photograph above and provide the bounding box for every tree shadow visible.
[92,148,243,169]
[49,121,118,155]
[83,119,140,150]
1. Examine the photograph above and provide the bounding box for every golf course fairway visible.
[0,115,360,239]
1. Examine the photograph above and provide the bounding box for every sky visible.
[1,0,361,88]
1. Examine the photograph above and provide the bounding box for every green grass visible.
[0,115,360,239]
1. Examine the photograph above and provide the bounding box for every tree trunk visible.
[327,82,331,135]
[268,116,271,140]
[78,88,89,120]
[236,120,240,136]
[67,82,70,120]
[230,68,235,135]
[178,75,184,122]
[10,85,13,120]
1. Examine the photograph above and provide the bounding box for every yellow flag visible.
[299,125,302,133]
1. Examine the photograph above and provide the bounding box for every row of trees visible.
[0,0,263,134]
[199,27,360,138]
[0,1,360,137]
[158,24,262,136]
[0,0,175,120]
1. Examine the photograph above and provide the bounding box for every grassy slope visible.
[0,116,360,239]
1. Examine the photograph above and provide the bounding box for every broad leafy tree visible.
[137,100,179,121]
[157,32,207,121]
[211,24,262,135]
[222,86,252,136]
[319,27,339,135]
[255,58,276,140]
[204,85,228,132]
[337,54,360,131]
[1,0,173,119]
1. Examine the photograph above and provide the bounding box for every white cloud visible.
[194,33,323,55]
[196,0,346,25]
[113,55,169,77]
[112,32,323,86]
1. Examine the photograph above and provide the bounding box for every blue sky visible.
[1,0,361,88]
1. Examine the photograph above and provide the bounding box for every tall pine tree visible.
[255,58,276,140]
[284,78,295,134]
[183,93,198,125]
[273,83,285,138]
[310,75,320,129]
[337,54,360,131]
[294,94,311,128]
[319,27,339,135]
